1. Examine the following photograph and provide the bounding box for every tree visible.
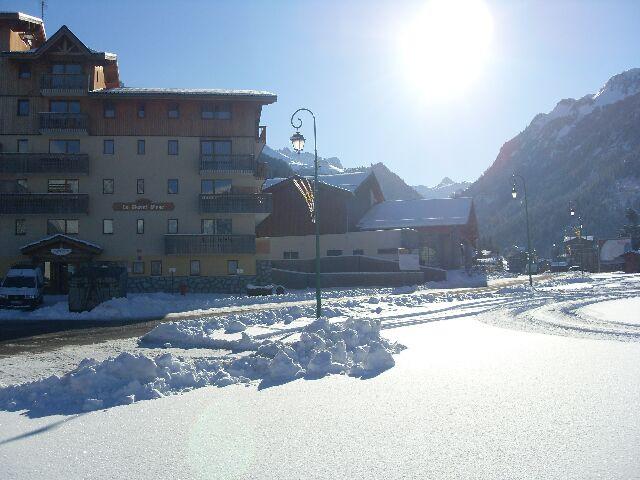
[620,207,640,249]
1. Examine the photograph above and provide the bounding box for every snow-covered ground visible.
[1,272,639,479]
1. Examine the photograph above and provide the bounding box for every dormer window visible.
[168,104,179,119]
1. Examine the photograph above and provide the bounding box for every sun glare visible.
[398,0,494,101]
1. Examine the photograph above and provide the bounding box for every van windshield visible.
[2,277,36,288]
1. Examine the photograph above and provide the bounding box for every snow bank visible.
[0,318,404,416]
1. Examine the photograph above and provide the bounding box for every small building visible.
[621,251,640,274]
[357,198,478,269]
[564,236,598,272]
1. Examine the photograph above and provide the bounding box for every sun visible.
[398,0,494,101]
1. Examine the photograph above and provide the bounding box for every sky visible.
[2,0,639,186]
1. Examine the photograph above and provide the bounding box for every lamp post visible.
[511,173,533,286]
[290,108,321,318]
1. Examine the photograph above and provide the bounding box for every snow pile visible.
[0,318,404,415]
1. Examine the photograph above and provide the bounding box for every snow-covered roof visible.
[90,88,276,102]
[20,234,102,253]
[263,172,370,193]
[358,198,473,230]
[563,235,594,242]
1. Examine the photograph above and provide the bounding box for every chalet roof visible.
[358,197,474,230]
[1,24,116,61]
[89,87,277,102]
[20,234,103,254]
[0,12,43,25]
[263,172,370,193]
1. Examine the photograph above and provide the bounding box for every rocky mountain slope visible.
[466,68,640,254]
[414,177,471,199]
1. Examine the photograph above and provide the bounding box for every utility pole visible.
[41,1,46,22]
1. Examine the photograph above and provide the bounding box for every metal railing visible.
[0,153,89,174]
[40,73,87,91]
[199,193,272,214]
[0,193,89,214]
[164,234,256,255]
[39,112,88,131]
[199,154,256,173]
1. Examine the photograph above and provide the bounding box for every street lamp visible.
[290,108,321,318]
[511,173,533,286]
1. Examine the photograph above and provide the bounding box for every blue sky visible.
[3,0,639,186]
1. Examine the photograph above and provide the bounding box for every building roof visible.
[564,235,595,242]
[263,172,370,193]
[20,234,103,254]
[357,197,474,230]
[89,87,277,102]
[0,12,43,24]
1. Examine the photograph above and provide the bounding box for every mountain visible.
[466,68,640,254]
[369,163,423,200]
[414,177,471,199]
[262,146,345,175]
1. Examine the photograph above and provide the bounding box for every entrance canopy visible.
[20,234,102,262]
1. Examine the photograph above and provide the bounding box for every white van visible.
[0,265,45,309]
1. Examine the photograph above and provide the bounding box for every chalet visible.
[357,198,478,269]
[564,236,598,272]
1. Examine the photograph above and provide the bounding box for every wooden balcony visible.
[39,112,88,134]
[40,74,87,95]
[164,234,256,255]
[199,193,272,214]
[0,193,89,214]
[200,154,256,174]
[0,153,89,175]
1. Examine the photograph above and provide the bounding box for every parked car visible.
[0,264,45,310]
[246,284,286,296]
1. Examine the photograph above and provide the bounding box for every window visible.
[168,104,179,119]
[132,261,144,274]
[137,219,144,234]
[17,99,29,116]
[201,140,232,158]
[167,219,178,234]
[16,179,28,191]
[15,219,26,236]
[227,260,239,275]
[137,104,145,118]
[353,249,364,256]
[167,179,179,194]
[201,179,232,194]
[190,260,200,276]
[137,178,145,194]
[49,139,80,153]
[47,219,78,235]
[103,179,114,194]
[18,63,31,79]
[283,251,300,259]
[201,218,232,234]
[201,103,232,120]
[137,140,145,155]
[377,248,398,255]
[327,249,343,257]
[168,140,178,155]
[17,139,28,153]
[52,64,81,74]
[50,100,80,113]
[48,179,78,193]
[103,102,115,118]
[151,261,162,276]
[103,139,114,155]
[103,219,114,234]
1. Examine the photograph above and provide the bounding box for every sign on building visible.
[113,199,175,211]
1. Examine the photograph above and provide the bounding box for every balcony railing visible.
[40,73,87,92]
[0,153,89,175]
[200,154,256,174]
[39,112,88,133]
[0,193,89,214]
[165,234,256,255]
[199,193,272,214]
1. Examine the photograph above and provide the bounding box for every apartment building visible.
[0,12,276,293]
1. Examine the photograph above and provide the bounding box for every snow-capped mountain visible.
[262,145,344,175]
[467,68,640,253]
[413,177,471,199]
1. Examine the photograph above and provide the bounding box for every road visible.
[0,275,543,357]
